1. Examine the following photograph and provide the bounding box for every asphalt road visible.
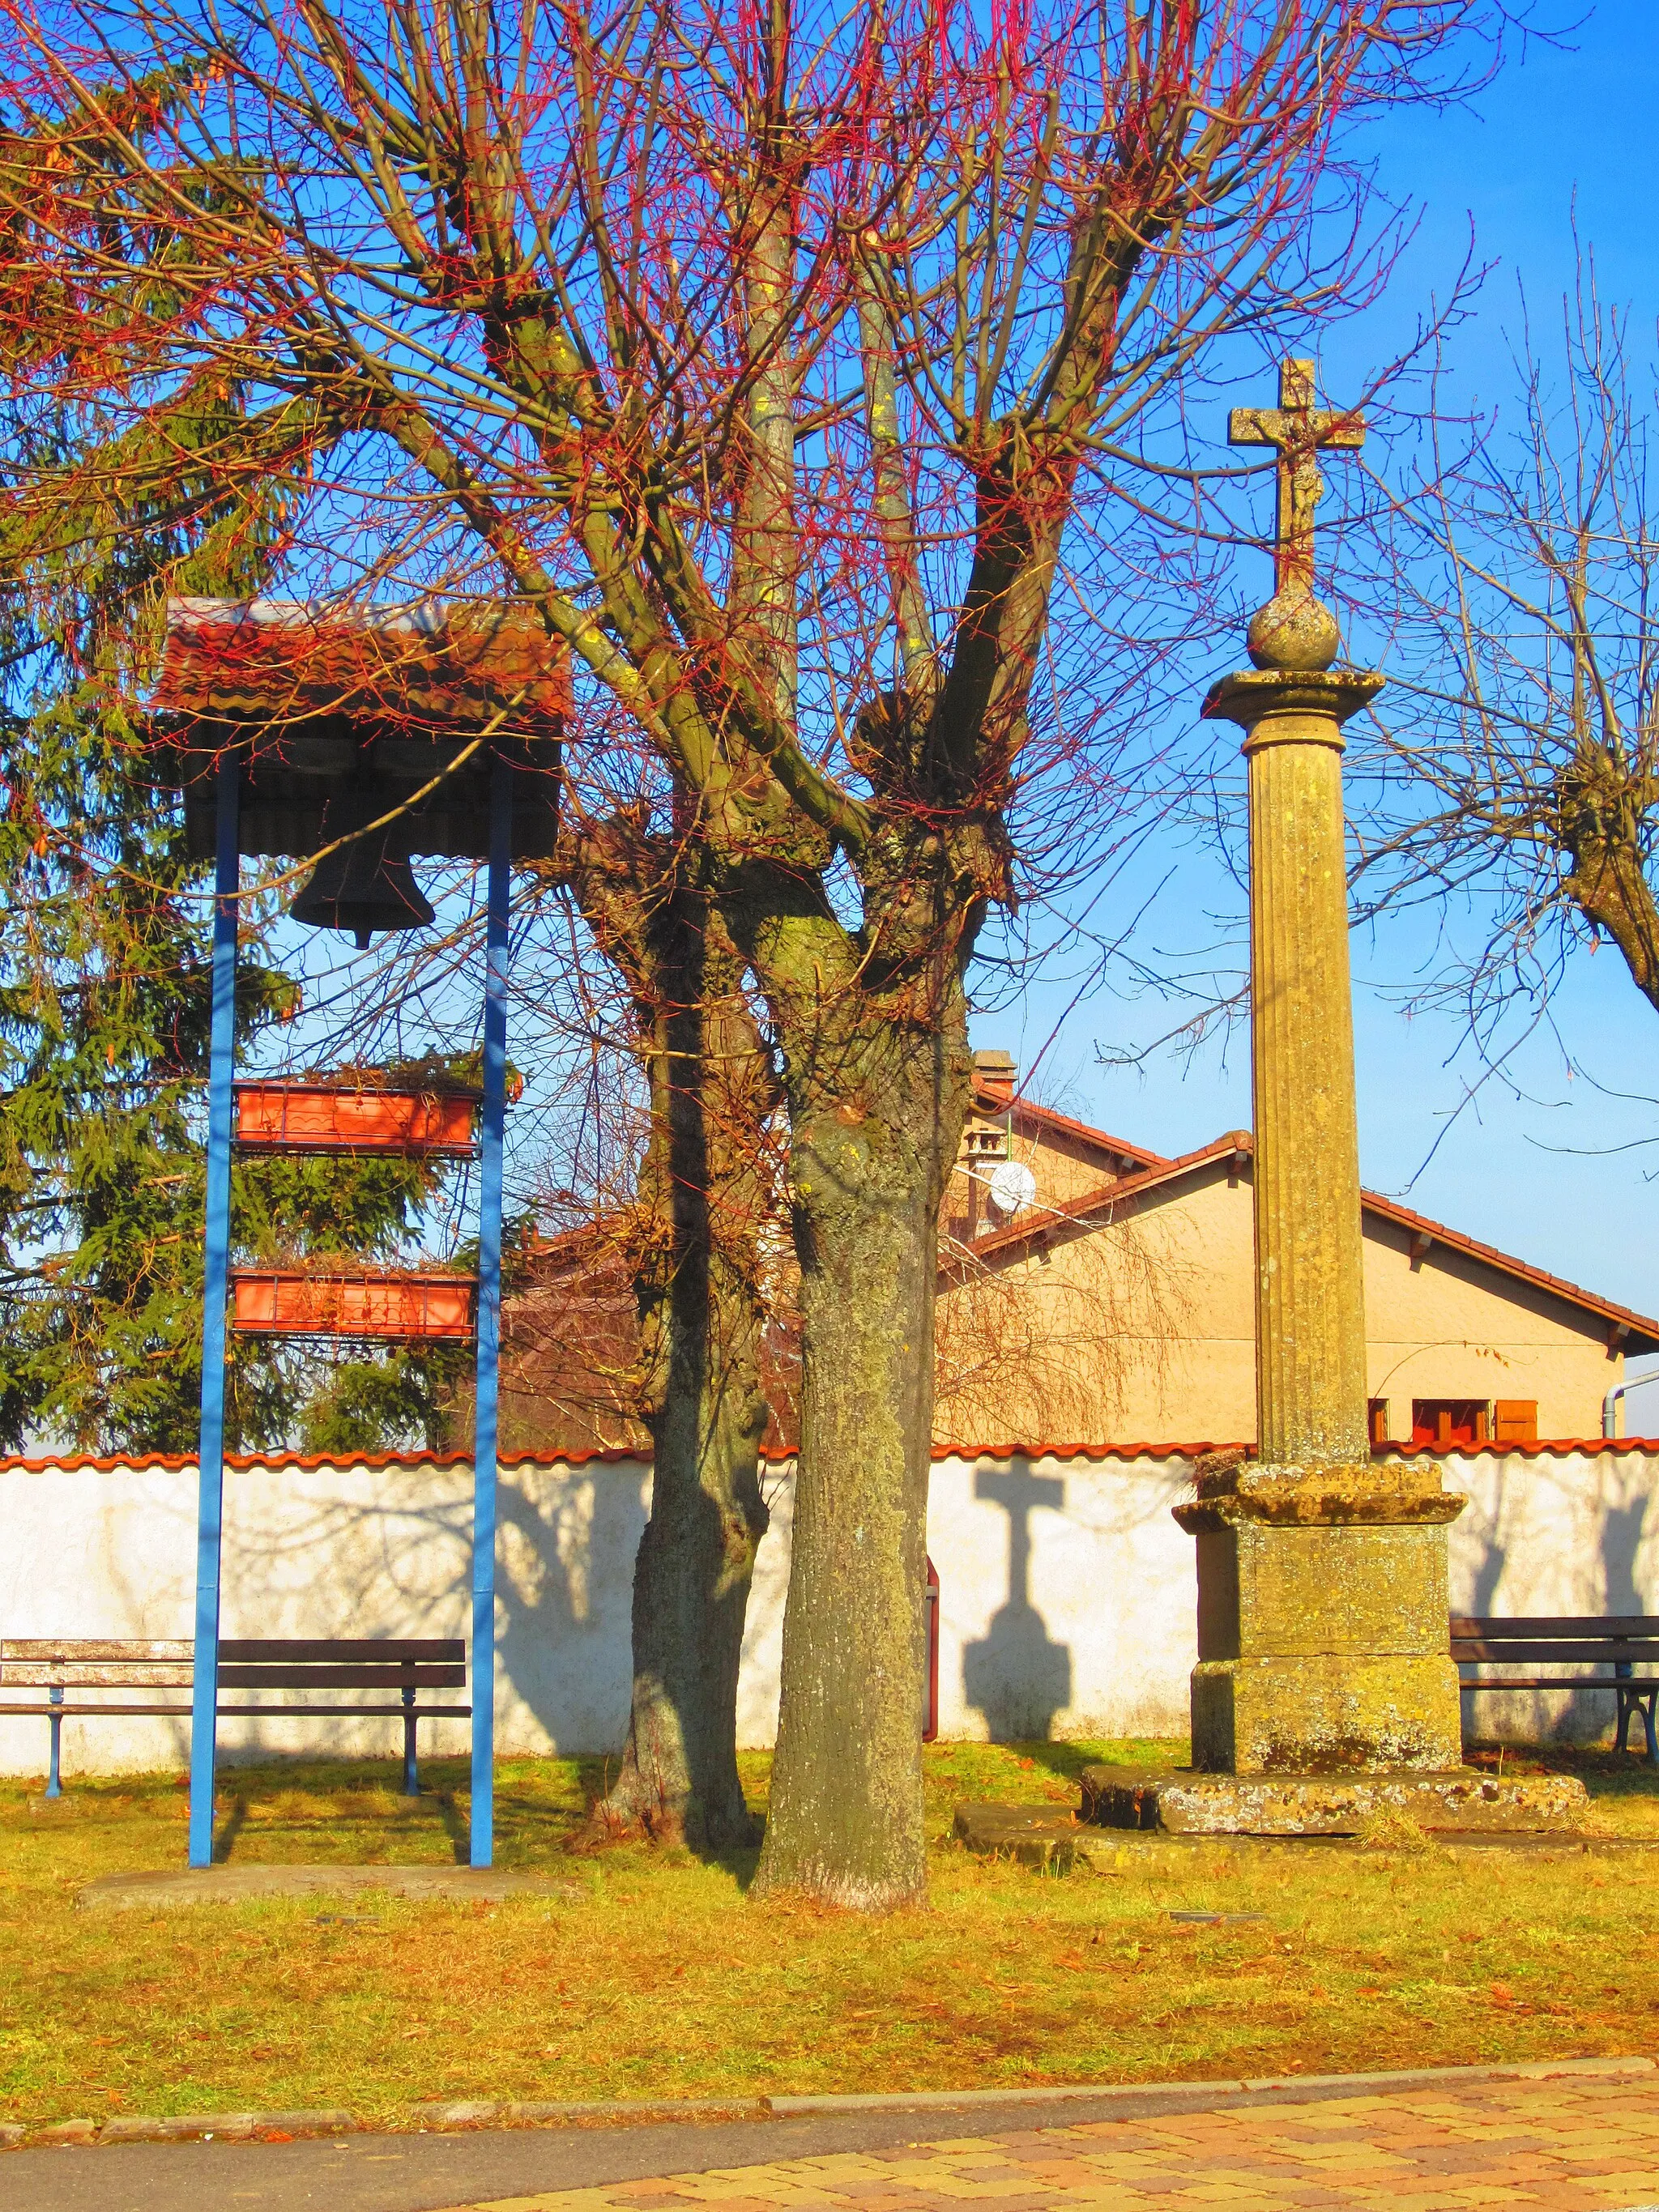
[0,2079,1489,2212]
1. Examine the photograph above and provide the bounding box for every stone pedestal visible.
[1186,664,1478,1784]
[1176,1454,1465,1774]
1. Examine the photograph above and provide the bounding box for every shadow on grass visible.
[212,1791,249,1863]
[919,1740,1188,1811]
[188,1758,514,1865]
[553,1755,768,1885]
[676,1834,765,1890]
[1011,1738,1187,1785]
[434,1787,470,1864]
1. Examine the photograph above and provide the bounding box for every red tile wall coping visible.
[0,1445,648,1476]
[5,1438,1659,1477]
[933,1438,1659,1461]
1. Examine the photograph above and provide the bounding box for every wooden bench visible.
[0,1638,469,1798]
[1452,1614,1659,1762]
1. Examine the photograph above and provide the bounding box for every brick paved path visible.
[454,2078,1659,2212]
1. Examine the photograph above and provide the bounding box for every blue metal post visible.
[401,1686,420,1797]
[46,1685,62,1800]
[188,763,240,1869]
[470,755,510,1868]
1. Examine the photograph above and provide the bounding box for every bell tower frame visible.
[148,599,566,1871]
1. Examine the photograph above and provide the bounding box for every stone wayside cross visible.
[1209,360,1381,1477]
[1081,358,1581,1837]
[1228,356,1365,672]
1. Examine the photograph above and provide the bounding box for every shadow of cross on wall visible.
[963,1462,1073,1741]
[1604,1490,1649,1617]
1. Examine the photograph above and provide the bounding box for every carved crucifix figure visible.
[1229,358,1364,600]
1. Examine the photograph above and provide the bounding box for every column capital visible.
[1173,1451,1466,1532]
[1202,666,1384,745]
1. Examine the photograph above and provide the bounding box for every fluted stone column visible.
[1236,668,1375,1468]
[1179,664,1466,1779]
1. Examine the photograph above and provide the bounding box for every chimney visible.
[972,1048,1017,1099]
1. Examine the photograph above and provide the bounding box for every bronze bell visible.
[290,790,435,949]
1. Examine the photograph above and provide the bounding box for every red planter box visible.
[231,1269,477,1340]
[234,1081,479,1155]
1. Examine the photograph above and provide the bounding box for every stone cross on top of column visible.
[1230,359,1364,672]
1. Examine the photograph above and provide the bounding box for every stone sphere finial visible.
[1245,590,1340,673]
[1229,359,1365,676]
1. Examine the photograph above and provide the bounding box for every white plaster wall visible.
[4,1443,1657,1775]
[0,1456,653,1776]
[740,1461,793,1747]
[1442,1446,1659,1743]
[925,1451,1196,1741]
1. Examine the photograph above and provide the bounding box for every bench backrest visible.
[1451,1615,1659,1664]
[219,1639,466,1690]
[0,1637,465,1690]
[0,1639,192,1686]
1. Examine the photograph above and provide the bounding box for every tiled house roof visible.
[960,1129,1659,1354]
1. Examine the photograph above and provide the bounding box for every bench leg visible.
[1614,1677,1658,1762]
[46,1686,62,1800]
[1617,1664,1637,1754]
[402,1687,419,1797]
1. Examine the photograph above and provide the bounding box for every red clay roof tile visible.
[5,1436,1657,1474]
[154,599,569,731]
[957,1128,1659,1352]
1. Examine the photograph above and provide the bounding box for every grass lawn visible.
[4,1737,1659,2130]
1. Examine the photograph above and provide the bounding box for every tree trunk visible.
[1563,837,1659,1016]
[604,1285,770,1851]
[753,1001,972,1907]
[580,874,775,1852]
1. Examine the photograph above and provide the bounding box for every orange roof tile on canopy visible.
[146,598,568,864]
[153,598,570,731]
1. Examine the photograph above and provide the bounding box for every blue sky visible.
[976,2,1659,1345]
[249,7,1659,1357]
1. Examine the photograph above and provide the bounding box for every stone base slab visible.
[1191,1651,1466,1775]
[952,1802,1124,1873]
[1080,1766,1589,1837]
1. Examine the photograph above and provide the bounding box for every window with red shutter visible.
[1410,1399,1491,1448]
[1492,1400,1538,1444]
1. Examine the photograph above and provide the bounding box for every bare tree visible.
[1354,263,1659,1035]
[557,810,782,1852]
[936,1214,1188,1451]
[1,0,1503,1905]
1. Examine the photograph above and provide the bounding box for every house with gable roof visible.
[936,1051,1659,1453]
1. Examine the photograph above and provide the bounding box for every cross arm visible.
[1228,407,1366,450]
[1229,406,1290,450]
